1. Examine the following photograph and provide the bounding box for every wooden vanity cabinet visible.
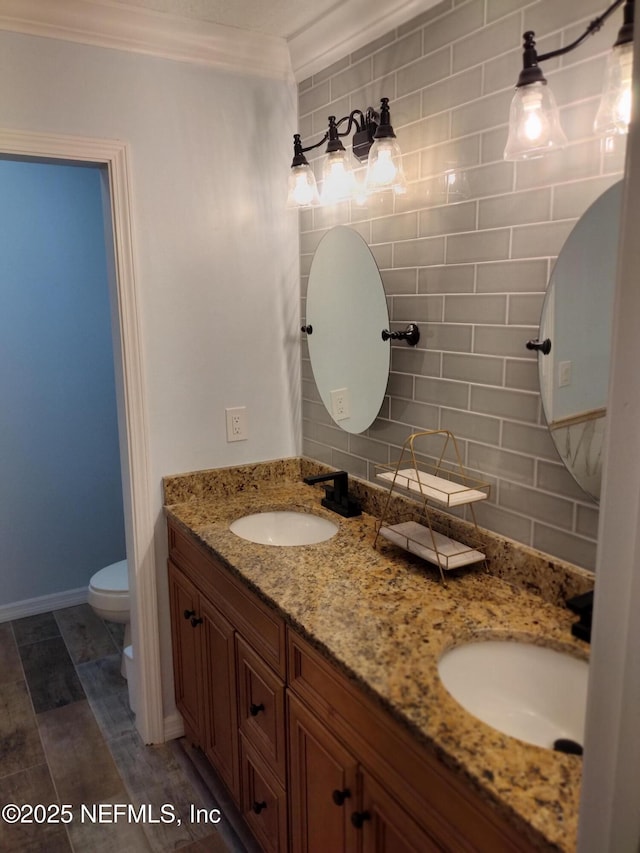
[288,691,437,853]
[168,519,542,853]
[168,520,287,846]
[168,559,240,800]
[287,630,537,853]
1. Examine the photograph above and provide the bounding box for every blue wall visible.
[0,159,126,606]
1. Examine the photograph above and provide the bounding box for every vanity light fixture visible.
[504,0,634,160]
[287,98,406,208]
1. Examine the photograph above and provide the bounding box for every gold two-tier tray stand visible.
[374,430,491,585]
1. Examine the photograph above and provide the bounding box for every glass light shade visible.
[320,149,357,204]
[594,41,633,137]
[504,80,568,160]
[365,137,407,195]
[286,163,319,208]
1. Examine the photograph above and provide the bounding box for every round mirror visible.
[538,180,622,502]
[306,226,390,434]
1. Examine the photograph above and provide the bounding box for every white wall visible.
[0,30,300,716]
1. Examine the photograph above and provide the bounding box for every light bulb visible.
[321,150,357,204]
[286,163,319,208]
[523,92,544,141]
[365,138,406,195]
[504,80,568,160]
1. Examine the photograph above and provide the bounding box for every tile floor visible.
[0,604,253,852]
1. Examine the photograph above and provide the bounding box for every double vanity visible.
[164,457,592,852]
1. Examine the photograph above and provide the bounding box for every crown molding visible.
[0,0,293,80]
[0,0,442,84]
[288,0,441,82]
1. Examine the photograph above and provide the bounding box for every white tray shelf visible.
[375,466,489,507]
[374,430,490,584]
[378,522,485,571]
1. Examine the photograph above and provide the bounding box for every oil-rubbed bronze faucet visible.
[303,471,362,518]
[566,590,594,642]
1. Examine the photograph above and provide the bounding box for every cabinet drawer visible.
[168,520,286,677]
[240,734,287,853]
[236,635,286,784]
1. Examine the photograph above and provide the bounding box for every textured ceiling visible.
[102,0,347,39]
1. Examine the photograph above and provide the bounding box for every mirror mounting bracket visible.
[382,323,420,346]
[526,338,552,354]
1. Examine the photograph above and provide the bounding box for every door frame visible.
[0,127,163,744]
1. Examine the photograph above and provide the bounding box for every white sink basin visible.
[438,640,588,750]
[229,510,338,546]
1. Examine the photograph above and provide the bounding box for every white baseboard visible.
[0,587,89,623]
[163,710,185,742]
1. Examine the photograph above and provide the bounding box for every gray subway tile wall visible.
[299,0,625,570]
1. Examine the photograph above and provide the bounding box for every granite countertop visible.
[164,459,589,852]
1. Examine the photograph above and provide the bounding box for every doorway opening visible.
[0,128,162,744]
[0,156,126,608]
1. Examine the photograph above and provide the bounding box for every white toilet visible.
[88,559,130,676]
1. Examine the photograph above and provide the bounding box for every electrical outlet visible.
[225,406,248,442]
[330,388,350,421]
[558,361,572,387]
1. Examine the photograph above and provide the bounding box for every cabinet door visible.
[360,768,444,853]
[199,597,240,802]
[288,693,359,853]
[168,561,203,742]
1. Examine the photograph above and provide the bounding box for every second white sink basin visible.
[229,510,338,546]
[438,640,588,750]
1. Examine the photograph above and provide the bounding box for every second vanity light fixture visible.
[287,97,406,207]
[504,0,634,160]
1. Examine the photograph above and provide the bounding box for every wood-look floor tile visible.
[177,739,259,853]
[108,732,215,850]
[0,763,72,852]
[54,604,119,664]
[0,623,23,684]
[76,654,135,740]
[178,833,231,852]
[38,700,126,807]
[104,619,125,650]
[66,794,152,853]
[12,612,60,646]
[19,637,85,713]
[0,679,46,777]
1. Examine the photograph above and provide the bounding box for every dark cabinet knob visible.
[190,616,203,627]
[249,702,265,716]
[183,609,195,620]
[332,788,351,806]
[351,810,371,829]
[252,801,267,814]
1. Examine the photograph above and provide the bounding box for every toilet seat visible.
[89,560,128,595]
[88,559,129,616]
